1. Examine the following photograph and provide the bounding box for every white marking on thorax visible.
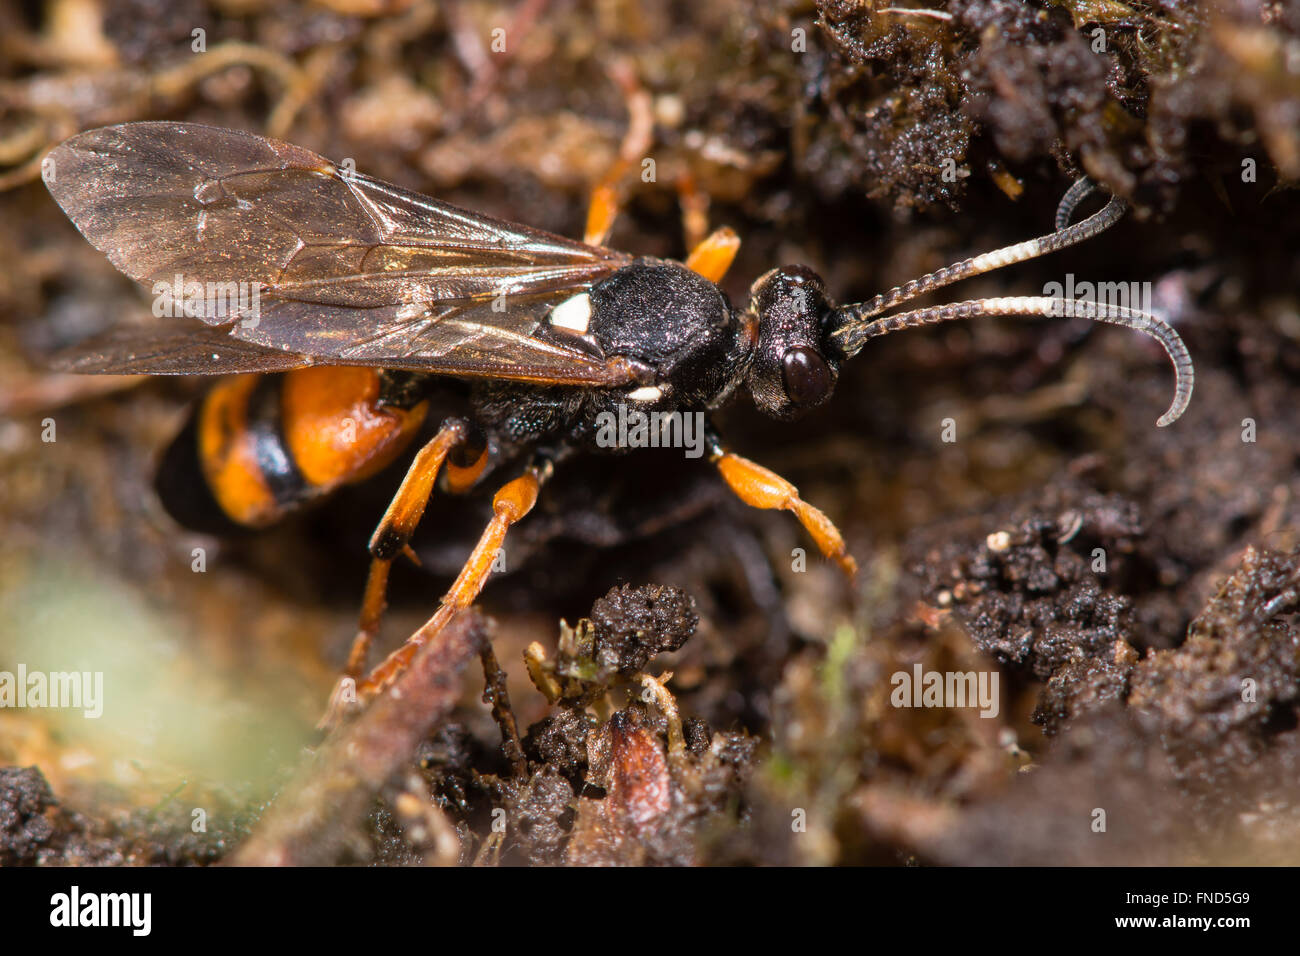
[548,291,593,334]
[627,385,663,402]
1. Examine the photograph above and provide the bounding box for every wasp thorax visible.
[587,260,747,409]
[747,265,838,420]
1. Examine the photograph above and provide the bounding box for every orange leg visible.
[582,64,742,281]
[583,172,628,248]
[684,226,741,284]
[320,421,476,729]
[345,420,471,679]
[675,171,740,282]
[675,172,710,254]
[713,450,857,578]
[352,462,550,706]
[584,62,653,247]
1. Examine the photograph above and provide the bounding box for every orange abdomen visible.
[160,368,427,531]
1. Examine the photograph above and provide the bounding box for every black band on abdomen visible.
[246,375,307,505]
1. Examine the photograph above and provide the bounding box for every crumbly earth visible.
[1,0,1299,865]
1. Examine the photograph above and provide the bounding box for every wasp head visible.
[746,266,841,421]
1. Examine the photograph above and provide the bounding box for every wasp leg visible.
[674,169,741,282]
[345,419,473,678]
[355,462,551,704]
[684,226,741,284]
[583,173,623,247]
[675,171,710,253]
[584,167,629,248]
[320,420,476,730]
[712,447,857,578]
[583,62,653,246]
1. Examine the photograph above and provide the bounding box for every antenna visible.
[827,179,1194,427]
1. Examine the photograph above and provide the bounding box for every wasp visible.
[43,122,1194,718]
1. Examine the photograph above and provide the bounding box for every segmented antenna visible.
[828,178,1194,426]
[1054,176,1100,231]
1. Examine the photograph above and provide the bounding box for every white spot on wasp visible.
[627,385,663,402]
[548,292,593,334]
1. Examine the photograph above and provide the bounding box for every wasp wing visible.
[226,295,638,384]
[51,303,630,384]
[45,122,640,385]
[50,322,312,375]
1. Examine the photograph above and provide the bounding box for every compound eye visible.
[781,347,832,406]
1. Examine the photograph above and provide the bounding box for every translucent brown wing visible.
[50,321,311,375]
[45,122,643,385]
